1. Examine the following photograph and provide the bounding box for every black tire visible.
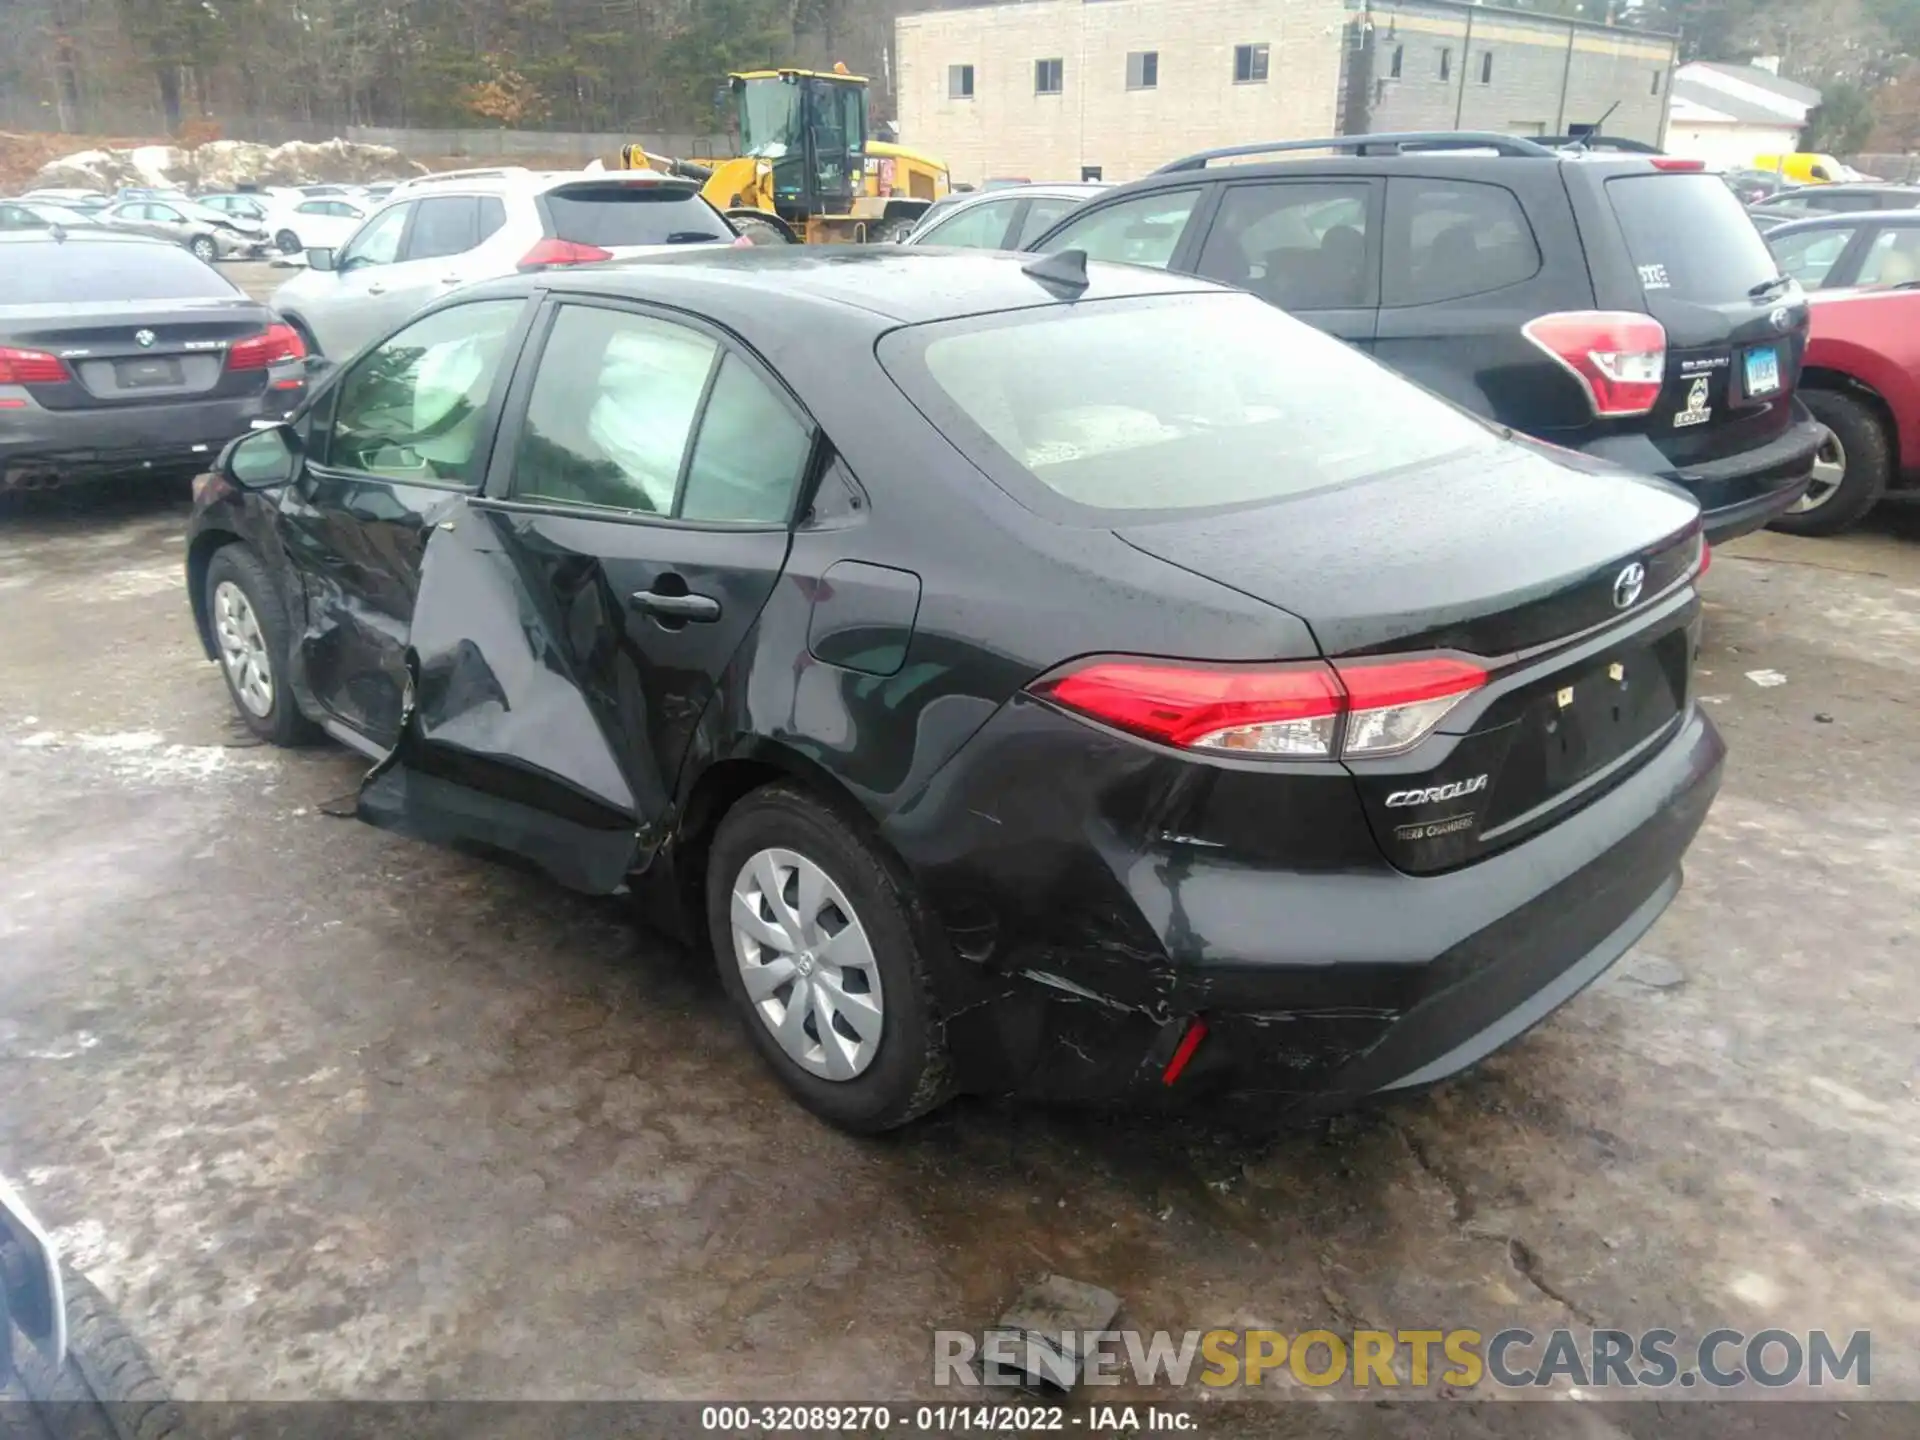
[187,236,217,264]
[274,229,300,255]
[869,216,917,244]
[6,1267,200,1440]
[705,783,952,1133]
[729,214,794,246]
[202,545,319,747]
[1768,388,1890,537]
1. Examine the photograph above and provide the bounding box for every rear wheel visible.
[274,229,301,255]
[204,545,318,747]
[188,235,217,263]
[1769,388,1890,537]
[8,1267,200,1440]
[706,783,951,1132]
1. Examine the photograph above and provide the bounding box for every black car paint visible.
[187,249,1723,1110]
[1024,155,1819,542]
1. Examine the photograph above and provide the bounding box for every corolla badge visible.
[1384,775,1488,808]
[134,329,156,348]
[1613,561,1646,610]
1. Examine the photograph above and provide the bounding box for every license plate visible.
[117,357,182,389]
[1744,345,1781,396]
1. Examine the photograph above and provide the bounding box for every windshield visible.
[880,291,1499,517]
[738,78,800,158]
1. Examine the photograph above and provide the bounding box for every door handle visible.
[439,275,462,285]
[366,284,387,295]
[633,589,721,623]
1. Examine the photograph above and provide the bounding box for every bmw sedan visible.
[183,248,1723,1132]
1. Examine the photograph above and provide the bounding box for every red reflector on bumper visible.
[1161,1018,1208,1086]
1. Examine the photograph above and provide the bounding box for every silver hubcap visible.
[730,848,884,1081]
[213,580,274,717]
[1793,432,1846,513]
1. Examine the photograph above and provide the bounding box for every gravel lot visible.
[1,277,1917,1429]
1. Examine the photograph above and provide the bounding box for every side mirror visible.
[306,246,336,272]
[303,353,333,378]
[216,423,300,489]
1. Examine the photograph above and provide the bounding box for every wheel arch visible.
[1800,367,1906,488]
[725,208,800,243]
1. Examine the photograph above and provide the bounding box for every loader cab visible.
[733,69,867,223]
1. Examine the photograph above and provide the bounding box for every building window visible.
[1480,51,1493,85]
[1438,47,1451,82]
[1234,43,1269,84]
[949,64,974,100]
[1035,57,1063,95]
[1390,45,1403,79]
[1651,69,1662,95]
[1127,50,1158,90]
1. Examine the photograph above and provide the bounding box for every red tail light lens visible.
[1032,655,1487,759]
[1522,311,1667,417]
[518,238,614,270]
[227,323,305,371]
[1698,535,1712,577]
[1649,157,1706,171]
[0,345,68,384]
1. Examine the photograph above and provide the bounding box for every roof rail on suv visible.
[1155,132,1557,174]
[394,166,536,192]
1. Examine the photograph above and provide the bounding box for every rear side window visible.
[9,242,239,302]
[1194,181,1372,309]
[880,292,1496,517]
[541,185,732,247]
[923,198,1020,249]
[1039,189,1199,270]
[1607,173,1779,302]
[1856,226,1920,286]
[1383,178,1540,305]
[405,196,499,260]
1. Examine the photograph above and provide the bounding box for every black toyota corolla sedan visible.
[183,247,1723,1132]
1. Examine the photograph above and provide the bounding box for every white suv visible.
[271,169,738,359]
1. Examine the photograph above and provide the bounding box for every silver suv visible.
[271,168,737,359]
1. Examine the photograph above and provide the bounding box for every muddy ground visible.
[1,383,1916,1430]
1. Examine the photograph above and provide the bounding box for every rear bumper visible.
[887,698,1725,1110]
[1574,411,1824,544]
[0,388,295,489]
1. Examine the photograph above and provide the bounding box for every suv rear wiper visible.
[1748,274,1793,300]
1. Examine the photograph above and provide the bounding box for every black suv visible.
[1026,133,1823,542]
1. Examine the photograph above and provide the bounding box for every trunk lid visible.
[3,298,269,408]
[1115,443,1702,872]
[1605,171,1809,466]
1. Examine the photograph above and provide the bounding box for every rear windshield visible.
[880,291,1498,517]
[1607,173,1780,303]
[6,242,238,303]
[542,185,733,247]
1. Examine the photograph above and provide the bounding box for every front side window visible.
[1234,44,1269,83]
[880,292,1496,517]
[324,300,523,482]
[1040,189,1199,270]
[1856,226,1920,286]
[339,203,410,268]
[1036,58,1064,95]
[1771,226,1857,288]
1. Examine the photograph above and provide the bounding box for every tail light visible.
[1697,534,1712,577]
[226,323,305,371]
[518,238,613,270]
[1031,654,1487,760]
[1522,311,1667,417]
[1650,157,1706,171]
[0,345,68,384]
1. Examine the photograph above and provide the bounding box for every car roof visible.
[465,245,1222,326]
[0,228,171,248]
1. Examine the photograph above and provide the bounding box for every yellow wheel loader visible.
[620,65,949,244]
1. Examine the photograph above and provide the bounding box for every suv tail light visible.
[1031,655,1487,760]
[1522,311,1667,417]
[0,345,68,384]
[226,323,305,371]
[1649,157,1706,171]
[518,238,613,270]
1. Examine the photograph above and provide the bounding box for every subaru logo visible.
[1613,562,1646,610]
[134,329,156,348]
[1770,306,1791,333]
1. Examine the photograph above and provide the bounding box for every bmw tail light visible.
[1698,535,1712,577]
[1522,311,1667,417]
[1031,655,1487,760]
[226,323,305,371]
[518,238,614,270]
[0,345,68,384]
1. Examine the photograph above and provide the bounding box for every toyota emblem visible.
[1613,562,1647,610]
[134,329,156,348]
[1769,306,1791,333]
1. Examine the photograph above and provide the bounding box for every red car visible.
[1780,287,1920,534]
